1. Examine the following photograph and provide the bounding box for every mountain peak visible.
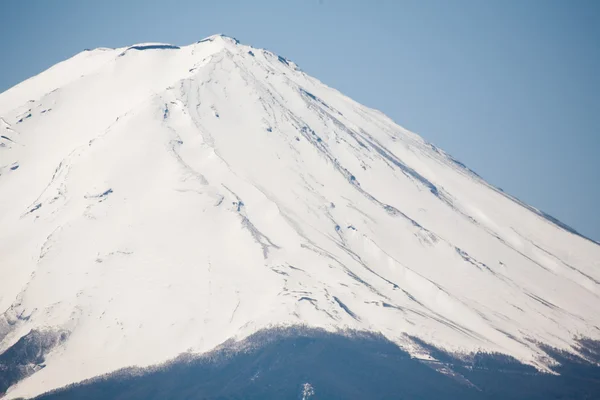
[197,33,241,45]
[0,34,599,399]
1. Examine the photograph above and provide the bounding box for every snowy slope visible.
[0,34,599,398]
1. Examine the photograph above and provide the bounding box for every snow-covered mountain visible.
[1,34,599,399]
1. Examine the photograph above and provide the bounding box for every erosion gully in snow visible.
[0,34,599,399]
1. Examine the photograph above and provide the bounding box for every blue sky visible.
[1,0,599,241]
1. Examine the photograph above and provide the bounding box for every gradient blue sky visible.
[1,0,599,241]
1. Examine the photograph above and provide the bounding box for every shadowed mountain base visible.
[28,328,600,400]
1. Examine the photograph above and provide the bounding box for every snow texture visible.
[0,34,599,398]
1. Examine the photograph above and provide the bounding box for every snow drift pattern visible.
[0,34,599,398]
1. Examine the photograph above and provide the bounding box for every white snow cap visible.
[0,34,599,399]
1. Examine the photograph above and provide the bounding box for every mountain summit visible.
[1,35,599,398]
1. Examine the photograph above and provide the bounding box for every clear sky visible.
[1,0,599,241]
